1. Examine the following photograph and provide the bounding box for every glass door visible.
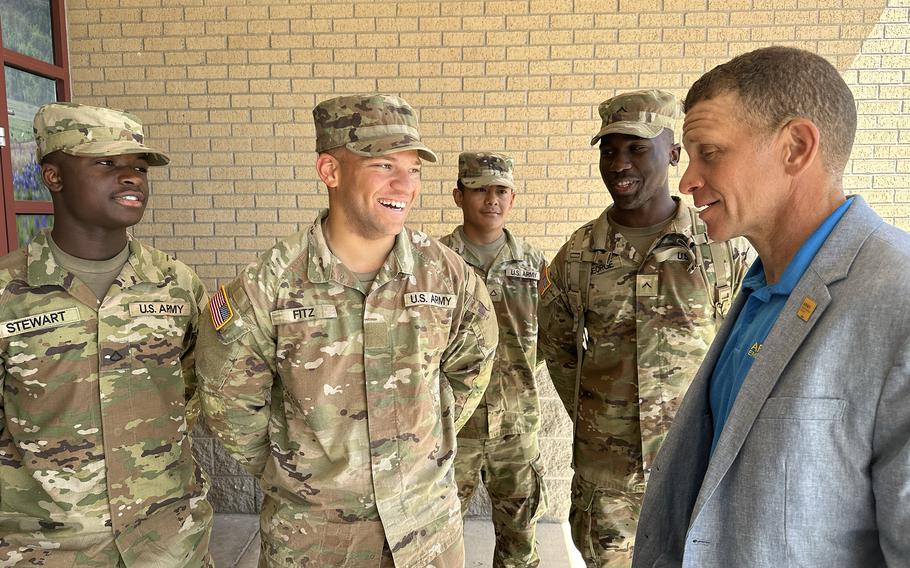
[0,0,69,254]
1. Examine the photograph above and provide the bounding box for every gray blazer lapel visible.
[688,196,883,525]
[690,274,832,522]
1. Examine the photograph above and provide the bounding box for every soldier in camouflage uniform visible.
[537,90,753,567]
[196,94,498,568]
[441,152,548,568]
[0,103,212,566]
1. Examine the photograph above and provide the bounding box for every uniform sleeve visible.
[534,257,550,375]
[181,273,209,431]
[196,265,279,477]
[536,246,578,417]
[873,335,910,564]
[441,267,498,432]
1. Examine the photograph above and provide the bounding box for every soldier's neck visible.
[323,217,393,273]
[609,191,676,228]
[461,223,504,245]
[50,223,129,261]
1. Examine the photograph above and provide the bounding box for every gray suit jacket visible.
[633,197,910,568]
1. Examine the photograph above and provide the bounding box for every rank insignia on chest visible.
[209,285,234,330]
[796,296,817,322]
[636,274,658,297]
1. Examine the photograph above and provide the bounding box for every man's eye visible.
[632,146,649,153]
[136,167,149,174]
[97,159,113,166]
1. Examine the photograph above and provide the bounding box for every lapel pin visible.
[796,296,817,322]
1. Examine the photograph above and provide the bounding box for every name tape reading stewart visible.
[404,292,457,309]
[1,308,82,338]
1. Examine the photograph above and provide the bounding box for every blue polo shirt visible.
[709,197,854,453]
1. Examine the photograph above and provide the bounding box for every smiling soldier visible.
[441,152,549,567]
[537,90,752,567]
[196,94,497,567]
[0,103,213,566]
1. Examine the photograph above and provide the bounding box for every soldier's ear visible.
[669,143,681,166]
[452,186,463,207]
[316,152,341,189]
[41,161,64,194]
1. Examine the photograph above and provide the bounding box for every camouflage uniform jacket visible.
[197,211,497,568]
[0,230,212,566]
[440,227,546,439]
[538,201,752,490]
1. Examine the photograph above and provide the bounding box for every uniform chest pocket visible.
[404,304,453,356]
[757,397,846,421]
[122,306,192,370]
[272,305,351,376]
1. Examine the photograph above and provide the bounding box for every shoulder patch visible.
[539,264,553,296]
[209,285,234,331]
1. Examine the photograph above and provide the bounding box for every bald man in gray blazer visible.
[632,47,910,567]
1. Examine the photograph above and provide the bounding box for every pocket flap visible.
[758,397,846,421]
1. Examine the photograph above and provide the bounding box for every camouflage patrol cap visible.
[313,93,437,162]
[590,89,682,145]
[33,102,169,165]
[458,151,515,190]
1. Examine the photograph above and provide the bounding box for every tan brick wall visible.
[66,0,910,520]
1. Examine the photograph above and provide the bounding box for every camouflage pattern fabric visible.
[379,538,465,567]
[0,230,212,567]
[312,93,437,162]
[589,89,681,145]
[441,227,547,567]
[196,210,497,568]
[33,101,169,165]
[454,433,547,568]
[538,202,752,565]
[568,475,638,568]
[441,227,546,438]
[458,152,515,189]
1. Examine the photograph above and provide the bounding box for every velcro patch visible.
[270,305,338,325]
[404,292,457,309]
[0,307,82,338]
[506,267,540,280]
[129,302,189,317]
[209,285,234,331]
[636,274,658,298]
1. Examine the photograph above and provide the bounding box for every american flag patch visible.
[210,285,234,331]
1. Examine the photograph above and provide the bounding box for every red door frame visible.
[0,0,69,254]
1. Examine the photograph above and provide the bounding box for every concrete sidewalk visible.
[212,513,585,567]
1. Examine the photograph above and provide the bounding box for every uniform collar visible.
[306,209,416,285]
[448,226,526,266]
[26,229,168,288]
[590,196,695,253]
